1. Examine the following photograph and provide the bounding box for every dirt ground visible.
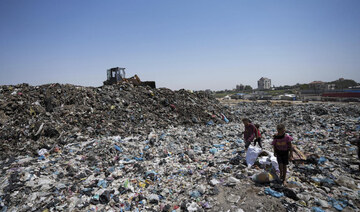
[211,183,288,212]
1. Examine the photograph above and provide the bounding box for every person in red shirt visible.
[242,118,258,150]
[253,124,263,148]
[272,124,293,185]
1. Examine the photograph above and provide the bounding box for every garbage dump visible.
[0,85,360,211]
[0,83,233,159]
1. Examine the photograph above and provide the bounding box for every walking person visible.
[272,124,293,185]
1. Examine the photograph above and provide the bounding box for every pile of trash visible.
[0,83,232,159]
[0,124,295,212]
[227,101,360,211]
[0,89,360,211]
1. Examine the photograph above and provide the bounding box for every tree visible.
[244,85,252,91]
[236,84,245,91]
[330,79,358,89]
[300,84,309,90]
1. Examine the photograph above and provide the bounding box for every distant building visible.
[300,78,360,102]
[326,84,336,90]
[258,77,271,90]
[309,81,325,90]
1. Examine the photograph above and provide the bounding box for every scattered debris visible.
[0,85,359,211]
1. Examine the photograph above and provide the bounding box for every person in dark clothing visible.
[253,123,263,148]
[242,118,258,150]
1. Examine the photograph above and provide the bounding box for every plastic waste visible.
[114,145,123,152]
[189,190,202,198]
[148,194,159,204]
[258,153,279,172]
[252,172,275,184]
[328,197,348,211]
[246,146,262,167]
[0,95,359,211]
[317,156,327,164]
[38,148,48,156]
[209,148,218,155]
[264,187,284,198]
[207,120,214,125]
[311,207,325,212]
[97,180,107,188]
[187,202,198,212]
[221,113,229,123]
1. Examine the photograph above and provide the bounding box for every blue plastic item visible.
[97,180,107,188]
[318,157,327,164]
[321,178,335,185]
[328,197,347,211]
[146,170,157,176]
[311,207,325,212]
[333,202,343,211]
[264,188,284,198]
[114,145,123,152]
[235,139,244,144]
[207,120,214,126]
[312,177,335,185]
[209,148,218,154]
[213,144,224,148]
[160,133,166,139]
[190,190,202,198]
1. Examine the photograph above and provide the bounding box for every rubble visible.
[0,85,360,211]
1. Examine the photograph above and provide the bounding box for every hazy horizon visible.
[0,76,357,92]
[1,0,360,90]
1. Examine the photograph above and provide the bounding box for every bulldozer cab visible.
[103,67,156,88]
[106,67,125,84]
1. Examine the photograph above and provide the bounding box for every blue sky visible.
[1,0,359,90]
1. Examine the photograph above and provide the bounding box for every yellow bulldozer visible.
[103,67,156,88]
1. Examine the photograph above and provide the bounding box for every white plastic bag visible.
[246,146,262,167]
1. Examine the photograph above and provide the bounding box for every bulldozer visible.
[103,67,156,88]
